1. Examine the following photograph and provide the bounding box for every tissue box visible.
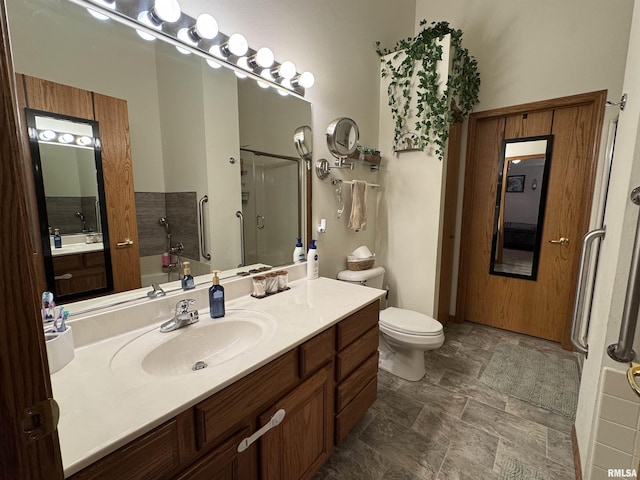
[45,326,74,374]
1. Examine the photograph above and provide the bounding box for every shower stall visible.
[240,150,300,267]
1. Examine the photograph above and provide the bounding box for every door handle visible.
[549,237,570,246]
[116,238,134,248]
[237,409,285,452]
[628,363,640,397]
[257,214,265,230]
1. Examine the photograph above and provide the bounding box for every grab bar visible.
[236,211,245,267]
[608,187,640,362]
[198,195,211,260]
[570,228,606,354]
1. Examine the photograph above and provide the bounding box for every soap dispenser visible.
[306,239,319,280]
[293,237,305,263]
[181,261,195,290]
[53,228,62,249]
[209,270,225,318]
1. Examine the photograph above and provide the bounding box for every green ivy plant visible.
[376,20,480,160]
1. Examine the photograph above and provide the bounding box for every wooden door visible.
[259,362,333,480]
[93,93,141,292]
[0,2,64,478]
[457,91,606,346]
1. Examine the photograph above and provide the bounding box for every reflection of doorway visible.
[457,91,606,347]
[240,150,299,267]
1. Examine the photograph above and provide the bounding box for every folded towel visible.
[348,180,367,231]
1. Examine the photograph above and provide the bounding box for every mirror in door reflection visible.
[490,135,553,280]
[28,110,113,299]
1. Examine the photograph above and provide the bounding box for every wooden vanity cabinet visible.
[53,252,107,297]
[69,300,380,480]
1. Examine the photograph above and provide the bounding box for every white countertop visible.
[51,242,104,257]
[53,274,384,477]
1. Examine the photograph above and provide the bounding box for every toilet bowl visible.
[336,266,445,381]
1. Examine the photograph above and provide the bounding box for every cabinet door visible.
[175,427,255,480]
[259,362,334,480]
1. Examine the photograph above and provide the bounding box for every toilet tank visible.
[337,266,385,289]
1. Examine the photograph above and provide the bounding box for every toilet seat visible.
[379,307,443,337]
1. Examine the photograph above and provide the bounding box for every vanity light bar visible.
[71,0,315,98]
[31,127,97,149]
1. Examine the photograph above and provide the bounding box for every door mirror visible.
[490,135,553,280]
[27,109,113,299]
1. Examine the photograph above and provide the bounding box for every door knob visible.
[628,362,640,397]
[549,237,570,246]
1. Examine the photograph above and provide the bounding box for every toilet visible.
[337,266,445,381]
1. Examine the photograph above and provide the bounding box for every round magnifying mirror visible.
[294,125,312,160]
[326,117,359,158]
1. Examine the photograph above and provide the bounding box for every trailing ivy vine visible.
[376,20,480,160]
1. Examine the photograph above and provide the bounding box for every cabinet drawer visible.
[336,300,379,350]
[70,412,193,480]
[84,251,106,267]
[336,352,378,412]
[53,253,83,272]
[299,327,334,378]
[336,326,378,382]
[174,427,253,480]
[335,376,377,445]
[195,350,298,449]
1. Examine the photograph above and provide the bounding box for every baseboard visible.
[572,425,583,480]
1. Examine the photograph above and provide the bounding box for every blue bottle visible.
[181,261,195,290]
[209,270,225,318]
[54,228,62,249]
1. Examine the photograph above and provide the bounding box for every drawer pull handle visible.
[54,273,73,280]
[237,409,285,453]
[628,362,640,397]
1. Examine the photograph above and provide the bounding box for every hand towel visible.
[348,180,367,231]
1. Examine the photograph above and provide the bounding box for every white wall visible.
[181,0,417,278]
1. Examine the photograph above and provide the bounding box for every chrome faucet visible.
[160,299,199,333]
[147,282,166,298]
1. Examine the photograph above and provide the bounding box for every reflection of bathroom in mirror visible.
[27,110,114,300]
[8,0,311,307]
[490,135,553,280]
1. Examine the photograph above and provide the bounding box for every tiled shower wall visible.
[134,191,198,259]
[46,196,98,234]
[589,368,640,479]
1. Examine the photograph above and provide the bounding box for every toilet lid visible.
[379,307,443,336]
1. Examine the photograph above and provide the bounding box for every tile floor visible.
[315,321,579,480]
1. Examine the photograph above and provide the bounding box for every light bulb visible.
[206,58,222,69]
[39,130,56,141]
[297,72,315,89]
[151,0,181,23]
[278,61,296,80]
[209,45,224,59]
[257,80,270,89]
[191,14,218,40]
[254,47,274,68]
[176,29,193,54]
[136,11,159,41]
[76,136,93,146]
[280,79,292,90]
[58,133,74,144]
[235,70,247,79]
[237,57,251,71]
[261,69,274,82]
[227,33,248,56]
[87,0,115,21]
[277,89,289,97]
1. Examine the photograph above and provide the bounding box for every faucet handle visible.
[175,298,196,314]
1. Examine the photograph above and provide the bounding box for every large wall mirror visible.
[8,0,311,309]
[490,135,553,280]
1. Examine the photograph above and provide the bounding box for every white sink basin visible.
[110,309,276,376]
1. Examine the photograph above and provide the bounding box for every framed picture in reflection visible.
[506,175,525,193]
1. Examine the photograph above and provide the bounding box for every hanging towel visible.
[348,180,368,231]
